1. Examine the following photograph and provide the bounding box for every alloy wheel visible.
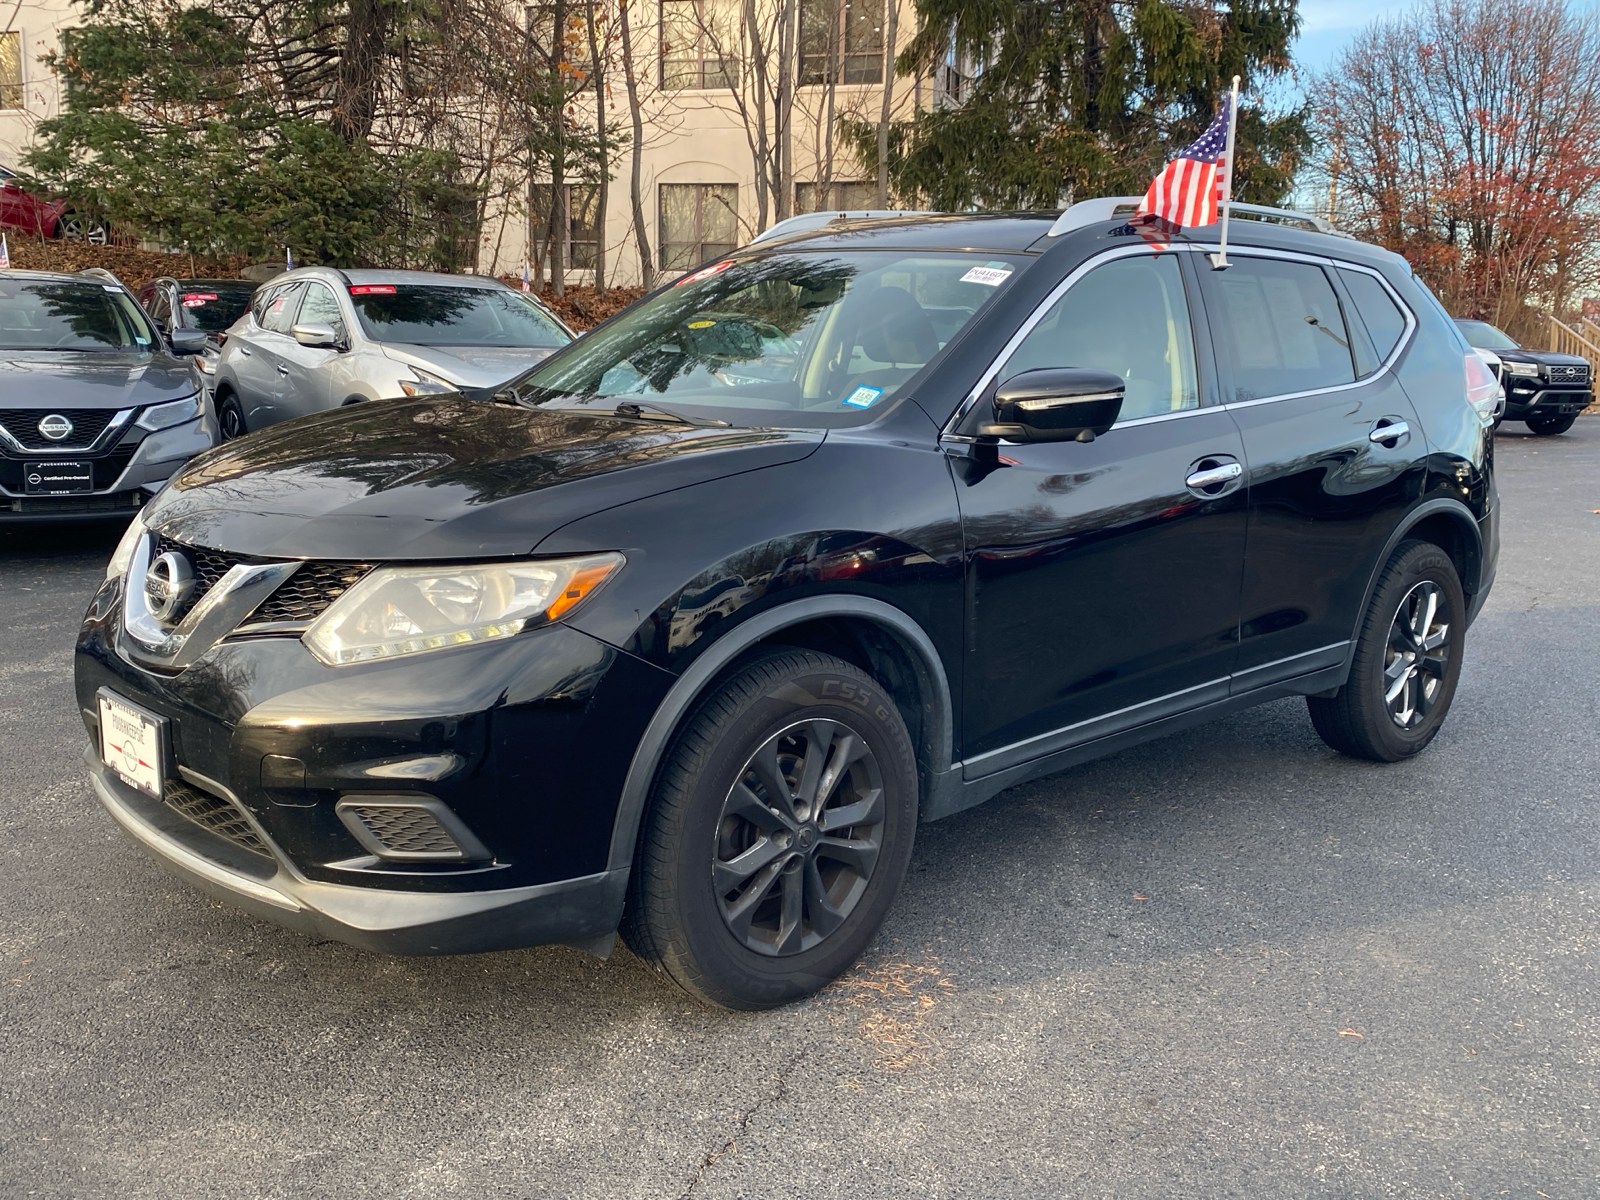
[1383,580,1451,729]
[713,718,885,957]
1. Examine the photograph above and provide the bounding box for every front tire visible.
[216,391,248,440]
[1525,413,1576,436]
[1308,540,1465,762]
[623,649,918,1010]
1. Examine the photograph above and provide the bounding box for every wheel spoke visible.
[816,834,879,878]
[816,731,869,809]
[803,858,846,938]
[1420,653,1448,680]
[724,781,791,834]
[1384,659,1411,704]
[748,742,801,826]
[776,867,804,954]
[819,786,884,834]
[1422,622,1450,652]
[793,721,835,810]
[1414,587,1439,645]
[721,858,785,943]
[713,836,788,896]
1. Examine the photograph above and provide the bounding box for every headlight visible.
[400,367,458,397]
[303,553,624,666]
[1503,360,1539,376]
[193,354,217,377]
[106,509,148,580]
[137,395,203,431]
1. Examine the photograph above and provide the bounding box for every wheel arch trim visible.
[604,596,955,876]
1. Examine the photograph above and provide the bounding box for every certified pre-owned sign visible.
[24,461,93,494]
[37,413,74,441]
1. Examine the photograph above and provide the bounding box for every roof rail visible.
[1046,197,1353,239]
[748,209,940,245]
[78,266,124,285]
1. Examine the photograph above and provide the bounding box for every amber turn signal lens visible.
[545,561,621,621]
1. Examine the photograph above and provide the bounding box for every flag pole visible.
[1210,75,1241,270]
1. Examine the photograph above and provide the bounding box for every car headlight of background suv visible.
[105,510,148,581]
[302,553,624,666]
[136,394,203,431]
[399,366,458,397]
[1503,360,1540,376]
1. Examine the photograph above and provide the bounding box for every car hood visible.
[0,351,198,409]
[382,343,563,390]
[1496,348,1590,369]
[144,397,824,559]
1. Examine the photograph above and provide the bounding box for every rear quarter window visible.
[1338,268,1409,366]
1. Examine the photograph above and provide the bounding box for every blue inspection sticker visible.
[843,386,884,409]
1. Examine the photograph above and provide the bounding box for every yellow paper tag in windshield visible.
[687,320,716,329]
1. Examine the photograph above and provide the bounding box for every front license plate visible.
[24,461,93,494]
[98,690,166,799]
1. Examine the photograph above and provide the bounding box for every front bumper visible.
[1,414,216,520]
[1503,386,1592,419]
[86,746,626,954]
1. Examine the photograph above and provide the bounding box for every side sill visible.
[923,662,1347,823]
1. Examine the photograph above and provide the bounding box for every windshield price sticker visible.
[349,284,397,295]
[181,293,218,306]
[959,265,1014,287]
[675,260,736,287]
[843,385,884,408]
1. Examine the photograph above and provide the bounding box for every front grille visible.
[340,802,464,858]
[163,778,273,859]
[0,408,120,449]
[153,534,370,629]
[246,561,371,625]
[1548,364,1589,384]
[2,491,144,515]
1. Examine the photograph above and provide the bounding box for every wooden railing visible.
[1549,316,1600,374]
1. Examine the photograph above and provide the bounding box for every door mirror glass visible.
[983,368,1125,442]
[168,327,208,355]
[291,322,339,349]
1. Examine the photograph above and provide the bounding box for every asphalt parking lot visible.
[2,419,1597,1199]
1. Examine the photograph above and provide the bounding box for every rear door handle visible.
[1185,461,1243,492]
[237,346,252,357]
[277,365,290,376]
[1369,418,1409,444]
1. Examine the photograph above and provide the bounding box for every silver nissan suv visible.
[211,268,574,438]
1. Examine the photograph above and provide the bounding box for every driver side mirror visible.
[979,368,1125,443]
[168,328,208,355]
[292,322,341,350]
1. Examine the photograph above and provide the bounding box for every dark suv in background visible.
[76,205,1497,1008]
[1455,318,1591,435]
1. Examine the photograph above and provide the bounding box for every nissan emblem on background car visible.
[76,203,1497,1010]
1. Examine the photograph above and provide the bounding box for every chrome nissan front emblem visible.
[37,414,74,441]
[143,551,196,624]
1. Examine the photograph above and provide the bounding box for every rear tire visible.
[1308,540,1465,762]
[1525,413,1576,436]
[217,391,248,440]
[622,648,918,1010]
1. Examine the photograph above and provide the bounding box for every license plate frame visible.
[97,688,168,800]
[24,461,94,495]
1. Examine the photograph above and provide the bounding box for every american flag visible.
[1132,96,1232,236]
[0,233,9,270]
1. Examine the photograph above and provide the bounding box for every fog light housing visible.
[335,796,490,862]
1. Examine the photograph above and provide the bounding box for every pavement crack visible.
[678,1057,796,1198]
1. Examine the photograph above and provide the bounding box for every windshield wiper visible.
[614,400,729,427]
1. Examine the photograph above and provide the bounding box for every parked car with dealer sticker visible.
[1,269,217,520]
[210,268,574,438]
[78,205,1496,1008]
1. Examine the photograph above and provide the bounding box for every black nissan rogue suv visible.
[75,206,1499,1009]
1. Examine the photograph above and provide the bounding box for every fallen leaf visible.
[1133,894,1150,901]
[1338,1029,1364,1039]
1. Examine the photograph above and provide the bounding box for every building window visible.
[661,0,739,91]
[659,183,738,271]
[0,31,22,109]
[530,183,601,273]
[800,0,884,86]
[795,180,878,213]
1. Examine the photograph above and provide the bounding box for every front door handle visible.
[1185,460,1243,492]
[1369,418,1409,445]
[237,346,252,357]
[277,365,290,376]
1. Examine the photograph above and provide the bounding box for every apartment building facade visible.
[0,0,74,168]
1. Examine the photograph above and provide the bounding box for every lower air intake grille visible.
[163,779,273,859]
[336,798,486,862]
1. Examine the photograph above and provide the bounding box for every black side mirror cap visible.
[168,328,208,355]
[979,368,1125,443]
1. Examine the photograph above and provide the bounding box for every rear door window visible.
[1338,268,1408,367]
[1208,258,1356,401]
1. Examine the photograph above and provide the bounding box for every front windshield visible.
[1455,319,1519,350]
[178,285,256,333]
[350,285,569,348]
[0,280,157,352]
[501,251,1024,423]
